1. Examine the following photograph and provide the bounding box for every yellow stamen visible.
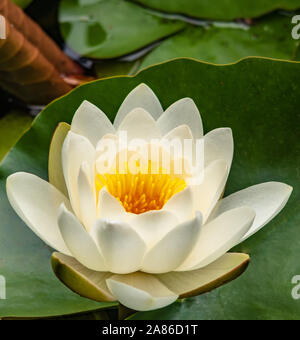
[95,162,186,214]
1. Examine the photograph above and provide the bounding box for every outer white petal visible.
[204,128,234,170]
[62,131,95,217]
[117,108,161,142]
[193,159,228,223]
[157,98,203,139]
[6,173,71,255]
[91,219,146,274]
[142,212,202,274]
[161,125,195,169]
[95,134,118,167]
[96,133,119,149]
[126,210,178,247]
[58,204,107,271]
[77,163,97,231]
[114,84,163,128]
[162,124,194,143]
[48,122,70,198]
[97,188,126,220]
[71,100,115,147]
[163,187,194,223]
[177,207,255,271]
[210,182,293,243]
[157,253,250,298]
[52,253,115,302]
[106,272,178,312]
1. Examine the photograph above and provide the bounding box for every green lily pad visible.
[133,0,300,20]
[0,111,33,163]
[0,57,299,318]
[59,0,185,59]
[140,14,300,68]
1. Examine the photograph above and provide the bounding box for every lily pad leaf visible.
[133,0,300,20]
[59,0,185,59]
[140,14,300,68]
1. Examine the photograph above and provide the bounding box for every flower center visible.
[95,163,186,215]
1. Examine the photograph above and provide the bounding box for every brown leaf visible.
[0,0,83,104]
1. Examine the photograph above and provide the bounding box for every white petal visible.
[163,187,194,223]
[161,125,195,170]
[162,124,194,142]
[71,100,115,147]
[52,253,115,302]
[114,84,163,128]
[95,133,118,161]
[6,173,71,255]
[58,204,107,271]
[91,219,146,274]
[62,131,95,217]
[95,141,118,175]
[134,142,172,171]
[48,122,70,198]
[106,272,178,312]
[177,207,255,271]
[157,98,203,139]
[204,128,234,170]
[142,212,202,274]
[97,188,126,220]
[193,159,228,223]
[127,210,178,247]
[157,253,250,298]
[210,182,293,242]
[117,108,161,142]
[77,163,97,231]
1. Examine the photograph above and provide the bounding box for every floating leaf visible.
[133,0,300,20]
[140,14,300,68]
[0,58,299,318]
[60,0,300,65]
[0,0,83,104]
[59,0,185,59]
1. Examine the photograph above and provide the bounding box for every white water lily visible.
[6,84,292,312]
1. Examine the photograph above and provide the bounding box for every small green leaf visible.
[59,0,185,59]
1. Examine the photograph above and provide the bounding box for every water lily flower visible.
[6,84,292,312]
